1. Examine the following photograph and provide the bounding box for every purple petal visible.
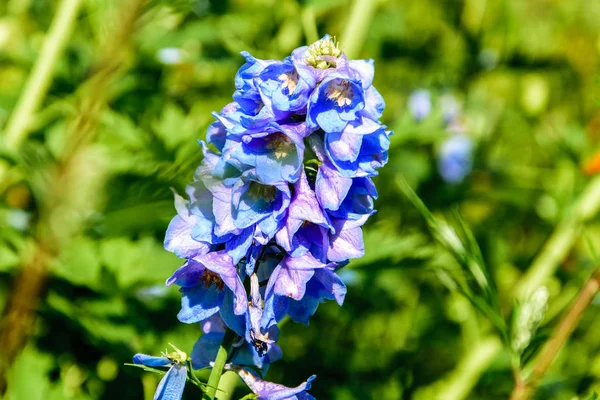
[316,162,352,211]
[327,219,366,262]
[326,130,363,163]
[236,368,316,400]
[196,251,248,315]
[348,59,374,88]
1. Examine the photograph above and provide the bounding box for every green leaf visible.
[397,177,507,337]
[52,236,101,288]
[100,236,181,288]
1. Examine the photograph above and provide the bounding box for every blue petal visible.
[191,332,224,369]
[154,364,187,400]
[287,295,320,325]
[178,285,224,324]
[219,289,247,336]
[225,227,253,264]
[133,354,171,367]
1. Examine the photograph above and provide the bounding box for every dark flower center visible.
[266,132,293,159]
[252,338,268,357]
[247,182,277,203]
[199,270,225,291]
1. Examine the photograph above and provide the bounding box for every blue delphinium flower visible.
[324,116,390,178]
[219,121,308,185]
[167,251,247,323]
[306,73,366,133]
[440,94,460,124]
[191,314,282,371]
[152,34,392,399]
[275,171,331,260]
[408,89,431,122]
[133,345,188,400]
[258,59,314,116]
[438,134,473,183]
[262,253,346,327]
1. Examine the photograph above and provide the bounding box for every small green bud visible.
[512,287,549,355]
[165,343,188,364]
[305,36,342,69]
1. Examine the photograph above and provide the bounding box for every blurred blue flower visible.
[438,135,473,183]
[133,345,188,400]
[440,94,460,124]
[408,89,431,122]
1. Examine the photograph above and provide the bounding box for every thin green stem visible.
[3,0,82,149]
[301,6,319,44]
[0,0,83,189]
[341,0,380,58]
[187,360,204,388]
[442,336,502,400]
[510,269,600,400]
[205,329,235,399]
[516,176,600,297]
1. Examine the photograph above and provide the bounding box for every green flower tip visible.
[166,343,188,364]
[305,36,342,69]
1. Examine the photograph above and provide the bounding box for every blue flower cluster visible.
[134,35,390,399]
[407,89,473,183]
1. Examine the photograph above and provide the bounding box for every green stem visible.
[341,0,380,58]
[0,0,83,188]
[442,336,503,400]
[205,329,235,399]
[510,269,600,400]
[3,0,82,149]
[516,176,600,297]
[301,6,319,44]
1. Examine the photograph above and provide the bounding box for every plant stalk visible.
[205,329,235,400]
[342,0,380,58]
[3,0,82,149]
[510,268,600,400]
[516,176,600,297]
[0,0,83,189]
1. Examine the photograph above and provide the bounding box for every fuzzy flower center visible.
[266,132,294,159]
[199,269,225,291]
[326,79,353,107]
[278,70,299,95]
[305,37,342,69]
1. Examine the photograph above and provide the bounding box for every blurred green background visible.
[1,0,600,399]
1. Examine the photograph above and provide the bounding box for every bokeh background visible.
[1,0,600,399]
